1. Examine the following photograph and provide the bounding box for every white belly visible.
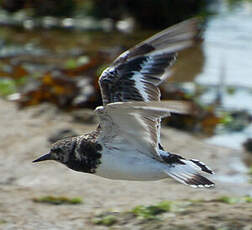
[95,147,167,181]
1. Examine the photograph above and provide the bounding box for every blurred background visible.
[0,0,252,229]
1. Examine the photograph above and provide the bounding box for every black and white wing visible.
[99,18,200,105]
[95,101,192,158]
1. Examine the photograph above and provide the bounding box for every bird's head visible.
[33,135,102,173]
[33,137,76,165]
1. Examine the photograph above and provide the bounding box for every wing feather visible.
[99,18,200,105]
[98,18,200,156]
[96,101,192,158]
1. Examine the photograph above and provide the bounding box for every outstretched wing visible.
[95,101,192,158]
[99,18,200,105]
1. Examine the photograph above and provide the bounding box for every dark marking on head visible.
[47,129,102,174]
[50,137,76,163]
[66,133,102,174]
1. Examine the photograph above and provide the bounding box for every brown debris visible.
[13,55,105,109]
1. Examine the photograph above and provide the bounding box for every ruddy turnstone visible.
[33,18,214,188]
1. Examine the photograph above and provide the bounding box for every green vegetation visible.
[226,86,236,95]
[219,113,233,126]
[243,196,252,203]
[0,79,16,96]
[0,220,7,224]
[32,196,83,205]
[248,166,252,175]
[215,196,252,204]
[64,56,90,69]
[215,196,241,204]
[131,201,172,220]
[93,214,118,226]
[0,76,29,97]
[91,197,252,228]
[64,58,79,69]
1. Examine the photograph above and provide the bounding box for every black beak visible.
[32,153,52,163]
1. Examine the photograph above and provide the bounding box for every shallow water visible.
[194,1,252,187]
[197,1,252,150]
[198,1,252,87]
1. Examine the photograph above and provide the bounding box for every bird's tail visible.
[161,153,214,188]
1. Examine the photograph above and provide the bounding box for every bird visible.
[33,18,215,188]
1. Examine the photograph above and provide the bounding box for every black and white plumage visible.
[33,18,214,188]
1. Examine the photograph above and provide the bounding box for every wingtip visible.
[190,159,214,175]
[189,182,215,189]
[167,170,215,189]
[185,173,215,188]
[164,156,215,188]
[175,17,204,43]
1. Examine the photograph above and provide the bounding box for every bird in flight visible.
[33,18,214,188]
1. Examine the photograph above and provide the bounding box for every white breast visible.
[95,143,167,181]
